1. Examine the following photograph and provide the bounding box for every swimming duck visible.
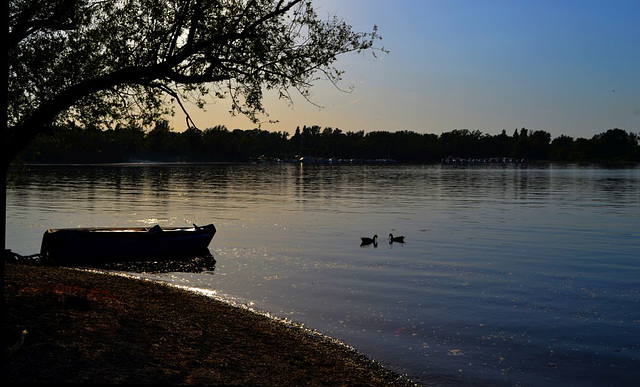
[389,233,405,243]
[360,234,378,246]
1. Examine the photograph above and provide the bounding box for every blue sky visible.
[173,0,640,139]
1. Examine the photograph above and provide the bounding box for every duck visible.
[360,234,378,246]
[389,233,405,243]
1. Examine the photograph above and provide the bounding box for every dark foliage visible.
[18,124,640,164]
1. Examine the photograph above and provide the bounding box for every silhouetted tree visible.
[550,135,574,161]
[571,138,591,161]
[147,120,177,161]
[440,129,483,158]
[4,0,385,262]
[589,129,639,161]
[202,125,233,161]
[18,126,640,164]
[527,130,552,160]
[291,126,302,156]
[6,0,383,168]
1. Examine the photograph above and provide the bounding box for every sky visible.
[170,0,640,139]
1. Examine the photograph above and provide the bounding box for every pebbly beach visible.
[3,262,417,385]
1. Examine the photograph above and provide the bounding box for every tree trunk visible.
[3,0,10,302]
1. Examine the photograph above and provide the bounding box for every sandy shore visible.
[3,262,418,385]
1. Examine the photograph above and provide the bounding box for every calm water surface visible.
[7,163,640,386]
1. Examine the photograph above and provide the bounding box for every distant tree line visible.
[17,121,640,164]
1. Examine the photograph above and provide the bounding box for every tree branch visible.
[153,83,199,131]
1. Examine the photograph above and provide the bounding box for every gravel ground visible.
[3,262,418,385]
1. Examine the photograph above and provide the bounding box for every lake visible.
[6,163,640,386]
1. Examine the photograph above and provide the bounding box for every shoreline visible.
[3,262,418,385]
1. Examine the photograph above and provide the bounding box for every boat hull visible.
[40,224,216,266]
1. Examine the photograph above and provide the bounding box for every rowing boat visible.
[40,223,216,266]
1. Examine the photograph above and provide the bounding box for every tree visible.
[589,129,638,161]
[147,119,178,160]
[527,130,551,160]
[550,135,574,161]
[6,0,383,167]
[3,0,383,274]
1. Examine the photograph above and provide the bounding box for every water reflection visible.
[92,251,217,274]
[8,248,216,274]
[14,163,636,213]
